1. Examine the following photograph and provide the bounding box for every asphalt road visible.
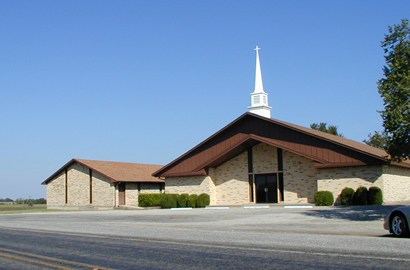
[0,206,409,269]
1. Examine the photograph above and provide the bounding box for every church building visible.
[153,47,410,205]
[43,159,164,209]
[43,47,410,208]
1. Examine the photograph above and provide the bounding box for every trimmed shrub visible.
[314,191,334,206]
[177,193,190,208]
[138,194,163,207]
[340,187,355,206]
[368,186,383,205]
[196,193,210,208]
[353,186,368,205]
[160,194,178,209]
[187,194,198,208]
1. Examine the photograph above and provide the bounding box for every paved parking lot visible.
[1,204,410,260]
[0,204,396,237]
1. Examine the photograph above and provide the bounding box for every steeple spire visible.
[253,46,265,94]
[249,46,271,118]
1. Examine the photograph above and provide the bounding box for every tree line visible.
[0,198,46,204]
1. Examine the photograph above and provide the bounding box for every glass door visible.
[255,174,278,203]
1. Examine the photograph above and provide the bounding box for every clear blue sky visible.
[0,0,408,199]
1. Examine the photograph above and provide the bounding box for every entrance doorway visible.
[118,183,126,206]
[255,174,278,203]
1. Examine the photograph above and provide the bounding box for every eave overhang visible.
[153,113,409,178]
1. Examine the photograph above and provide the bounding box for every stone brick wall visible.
[47,163,116,209]
[91,171,115,207]
[382,166,410,202]
[139,183,163,194]
[46,171,66,207]
[214,151,249,205]
[317,165,384,204]
[283,151,317,204]
[162,143,410,206]
[67,163,90,206]
[207,168,218,204]
[124,183,163,207]
[253,143,277,174]
[165,175,216,203]
[125,183,139,207]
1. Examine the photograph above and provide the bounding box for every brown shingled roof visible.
[42,159,164,185]
[153,112,410,177]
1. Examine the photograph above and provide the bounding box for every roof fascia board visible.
[192,134,328,173]
[153,113,251,177]
[249,134,329,164]
[117,179,165,183]
[390,161,410,169]
[191,135,255,171]
[315,162,368,169]
[154,112,392,177]
[41,159,77,185]
[161,170,208,178]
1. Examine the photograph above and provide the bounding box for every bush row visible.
[340,186,383,206]
[314,186,383,206]
[138,193,210,209]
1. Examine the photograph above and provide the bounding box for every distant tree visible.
[378,19,410,161]
[33,198,46,204]
[310,122,343,137]
[0,198,13,202]
[363,131,389,149]
[14,198,46,204]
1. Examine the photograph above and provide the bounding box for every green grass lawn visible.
[0,204,49,214]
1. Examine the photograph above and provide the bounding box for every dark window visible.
[247,149,253,173]
[118,183,126,205]
[89,169,93,204]
[248,175,254,202]
[278,173,284,201]
[65,169,68,204]
[277,148,283,171]
[248,148,254,202]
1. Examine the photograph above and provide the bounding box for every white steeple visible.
[249,46,271,118]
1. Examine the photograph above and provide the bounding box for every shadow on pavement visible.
[303,205,403,221]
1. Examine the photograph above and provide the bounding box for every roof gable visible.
[154,113,409,177]
[42,159,164,185]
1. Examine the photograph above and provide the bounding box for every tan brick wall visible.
[122,183,163,207]
[214,151,249,205]
[162,142,410,206]
[165,176,216,204]
[253,143,277,174]
[207,168,218,204]
[47,163,116,209]
[139,183,163,194]
[67,163,90,206]
[125,183,139,207]
[164,144,319,206]
[283,151,317,204]
[383,166,410,202]
[46,171,66,207]
[317,165,384,204]
[91,171,115,207]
